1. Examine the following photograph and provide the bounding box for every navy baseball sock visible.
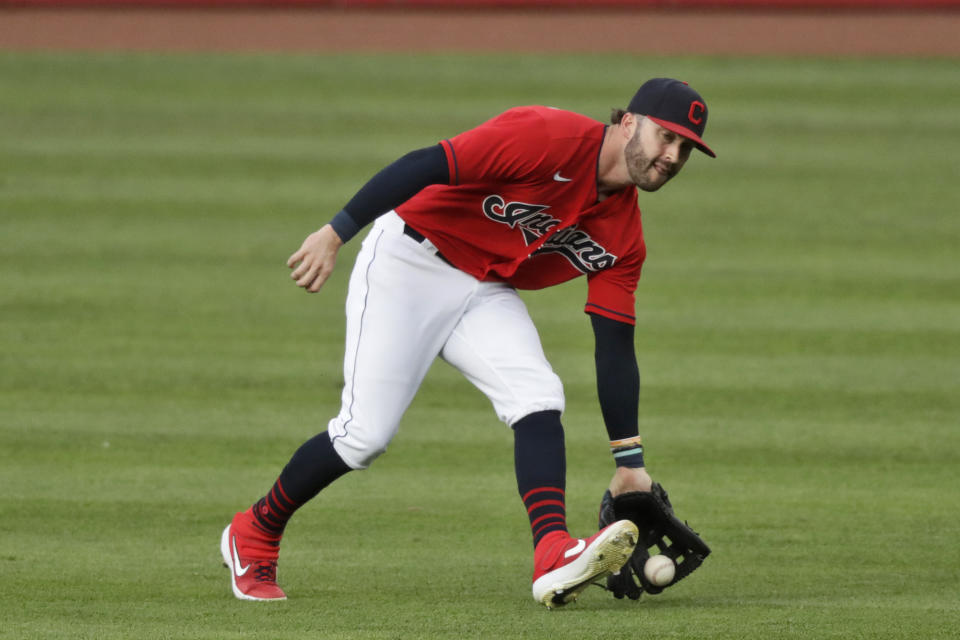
[513,410,568,547]
[251,431,352,536]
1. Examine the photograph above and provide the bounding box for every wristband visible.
[610,436,645,468]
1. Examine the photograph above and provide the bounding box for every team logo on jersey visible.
[534,225,617,272]
[482,195,561,245]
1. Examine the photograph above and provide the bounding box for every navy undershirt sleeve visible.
[328,144,449,243]
[590,312,640,441]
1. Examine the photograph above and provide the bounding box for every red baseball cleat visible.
[531,519,638,608]
[220,509,287,601]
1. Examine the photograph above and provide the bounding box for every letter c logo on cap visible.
[688,101,705,126]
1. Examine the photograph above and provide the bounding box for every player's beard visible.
[625,129,675,192]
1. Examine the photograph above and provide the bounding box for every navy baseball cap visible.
[628,78,715,158]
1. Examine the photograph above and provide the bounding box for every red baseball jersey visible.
[397,106,646,325]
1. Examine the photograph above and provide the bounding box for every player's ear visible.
[621,112,640,139]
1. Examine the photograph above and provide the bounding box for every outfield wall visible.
[5,0,960,8]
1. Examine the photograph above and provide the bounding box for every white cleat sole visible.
[531,520,638,608]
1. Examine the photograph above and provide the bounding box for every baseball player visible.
[221,78,713,607]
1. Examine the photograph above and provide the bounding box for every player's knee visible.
[501,373,565,426]
[327,420,395,470]
[330,434,388,470]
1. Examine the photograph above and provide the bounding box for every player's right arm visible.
[287,144,450,292]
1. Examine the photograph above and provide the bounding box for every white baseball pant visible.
[328,211,565,470]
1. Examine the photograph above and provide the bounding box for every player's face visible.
[625,118,694,192]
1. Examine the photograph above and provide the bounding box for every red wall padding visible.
[4,0,959,9]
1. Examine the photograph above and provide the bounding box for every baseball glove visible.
[597,483,710,599]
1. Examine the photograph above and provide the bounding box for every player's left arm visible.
[589,313,652,494]
[590,316,711,600]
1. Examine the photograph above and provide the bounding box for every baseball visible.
[643,554,676,587]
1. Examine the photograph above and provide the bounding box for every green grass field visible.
[1,52,958,639]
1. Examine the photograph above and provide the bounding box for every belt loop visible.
[402,224,454,268]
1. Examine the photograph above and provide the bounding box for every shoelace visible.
[253,561,278,583]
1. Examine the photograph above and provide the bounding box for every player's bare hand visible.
[286,224,344,293]
[609,466,653,497]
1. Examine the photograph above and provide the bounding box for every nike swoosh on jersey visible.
[563,538,587,559]
[232,537,252,576]
[553,171,573,182]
